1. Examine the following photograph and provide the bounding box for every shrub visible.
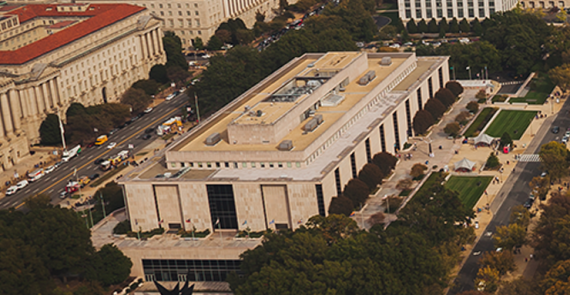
[396,179,413,190]
[328,196,354,216]
[413,110,435,135]
[466,101,479,113]
[410,163,428,179]
[367,212,386,227]
[113,220,131,235]
[455,111,470,125]
[343,179,370,208]
[372,152,398,176]
[445,81,464,97]
[500,132,513,148]
[358,163,384,191]
[384,195,404,213]
[435,88,456,108]
[475,89,487,100]
[444,122,461,137]
[132,79,161,96]
[486,152,500,169]
[425,98,446,120]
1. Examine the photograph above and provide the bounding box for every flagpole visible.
[218,219,223,248]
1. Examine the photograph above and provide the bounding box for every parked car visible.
[94,158,106,165]
[145,128,154,134]
[142,134,152,140]
[166,93,176,101]
[16,180,29,189]
[6,186,18,196]
[44,165,56,174]
[144,107,153,113]
[89,173,100,180]
[109,128,119,135]
[59,191,68,199]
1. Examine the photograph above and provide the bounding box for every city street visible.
[0,92,190,210]
[448,97,570,294]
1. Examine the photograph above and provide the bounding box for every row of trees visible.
[329,152,398,215]
[0,196,132,294]
[229,173,475,294]
[412,81,464,135]
[406,17,480,36]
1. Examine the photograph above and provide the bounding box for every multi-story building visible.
[117,51,450,281]
[398,0,518,22]
[519,0,567,8]
[74,0,284,48]
[0,3,166,172]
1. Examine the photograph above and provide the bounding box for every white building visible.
[398,0,518,21]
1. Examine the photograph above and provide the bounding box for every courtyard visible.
[485,110,537,140]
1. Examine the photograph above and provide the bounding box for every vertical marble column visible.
[18,89,29,118]
[27,88,38,115]
[49,78,59,107]
[41,83,51,111]
[140,34,147,61]
[151,30,160,56]
[7,90,21,132]
[34,86,45,113]
[0,93,14,136]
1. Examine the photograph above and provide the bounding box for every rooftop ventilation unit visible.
[357,70,376,86]
[205,133,221,146]
[303,115,324,132]
[380,57,392,66]
[278,140,294,151]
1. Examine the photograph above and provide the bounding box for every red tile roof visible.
[0,4,146,65]
[48,20,76,29]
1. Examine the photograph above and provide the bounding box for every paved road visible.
[449,99,570,294]
[0,93,190,210]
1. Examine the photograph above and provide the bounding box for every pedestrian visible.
[525,258,528,262]
[530,254,533,259]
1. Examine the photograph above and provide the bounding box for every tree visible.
[121,88,152,114]
[499,132,513,149]
[549,64,570,91]
[207,35,223,51]
[435,88,456,108]
[397,178,413,190]
[413,109,435,135]
[367,212,385,227]
[417,19,428,33]
[86,244,132,287]
[476,89,487,100]
[455,111,470,125]
[445,80,464,96]
[493,223,527,250]
[424,98,446,120]
[439,18,449,33]
[343,178,370,208]
[509,205,530,228]
[428,18,439,33]
[472,18,483,36]
[328,196,354,216]
[478,251,516,276]
[167,65,192,86]
[529,175,550,201]
[193,37,204,50]
[533,193,570,262]
[449,18,459,33]
[475,266,500,293]
[486,153,500,169]
[149,64,169,84]
[358,163,384,191]
[466,101,479,113]
[541,259,570,293]
[459,18,470,33]
[557,8,568,22]
[163,31,188,70]
[39,114,62,146]
[444,122,461,137]
[410,163,427,179]
[66,102,86,118]
[439,26,446,38]
[372,152,398,176]
[539,141,569,181]
[132,79,160,96]
[500,277,541,295]
[407,19,418,34]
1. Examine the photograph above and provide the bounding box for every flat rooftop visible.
[176,52,406,153]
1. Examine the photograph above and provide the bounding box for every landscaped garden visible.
[509,75,555,104]
[485,110,537,140]
[463,107,498,137]
[445,176,493,209]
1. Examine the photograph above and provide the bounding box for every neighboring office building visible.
[0,3,166,172]
[398,0,518,22]
[74,0,287,48]
[118,51,449,281]
[519,0,567,8]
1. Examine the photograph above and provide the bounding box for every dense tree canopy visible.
[539,141,569,181]
[65,103,130,145]
[413,109,435,135]
[39,114,62,146]
[163,31,188,71]
[120,88,153,114]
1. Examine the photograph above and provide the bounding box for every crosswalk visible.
[518,154,540,162]
[500,81,524,86]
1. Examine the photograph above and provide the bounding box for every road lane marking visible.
[15,102,184,209]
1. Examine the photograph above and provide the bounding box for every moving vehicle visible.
[16,180,29,189]
[156,116,182,136]
[89,173,100,180]
[44,165,55,174]
[6,186,17,196]
[107,142,117,149]
[95,135,108,145]
[552,126,560,134]
[79,176,91,187]
[94,158,106,165]
[28,168,45,182]
[142,134,152,140]
[62,145,81,162]
[100,150,130,171]
[65,181,80,194]
[59,191,68,199]
[166,93,176,101]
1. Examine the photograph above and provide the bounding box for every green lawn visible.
[416,172,443,196]
[463,107,497,138]
[509,75,555,105]
[485,110,537,140]
[445,176,493,209]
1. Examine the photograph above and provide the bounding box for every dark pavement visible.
[448,98,570,294]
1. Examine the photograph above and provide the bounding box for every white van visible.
[28,168,45,182]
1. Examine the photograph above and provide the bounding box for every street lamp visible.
[467,66,472,80]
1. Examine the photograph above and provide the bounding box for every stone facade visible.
[0,3,166,172]
[398,0,519,22]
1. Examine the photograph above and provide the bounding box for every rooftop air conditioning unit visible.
[205,133,221,146]
[278,140,293,151]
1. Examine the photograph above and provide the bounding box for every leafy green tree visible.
[529,176,550,201]
[149,64,169,84]
[372,152,398,175]
[541,259,570,293]
[358,163,384,191]
[413,109,435,135]
[449,18,459,33]
[499,132,513,148]
[539,141,569,181]
[435,88,456,108]
[343,178,370,208]
[86,244,132,287]
[444,122,461,137]
[401,29,411,43]
[417,19,428,33]
[500,277,541,295]
[39,114,62,146]
[328,196,354,216]
[479,251,516,276]
[66,102,86,118]
[486,152,500,169]
[410,163,427,179]
[132,79,160,95]
[439,26,446,38]
[446,80,464,96]
[472,18,483,36]
[493,223,527,250]
[475,266,500,293]
[193,37,204,50]
[466,101,479,113]
[407,19,418,34]
[455,111,470,125]
[425,98,446,120]
[0,239,53,294]
[549,64,570,91]
[439,17,449,33]
[428,18,439,33]
[207,35,223,51]
[167,65,191,86]
[509,205,530,228]
[120,88,152,114]
[163,31,188,70]
[459,18,470,33]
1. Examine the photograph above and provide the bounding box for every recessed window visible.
[198,162,203,168]
[260,163,265,168]
[242,162,247,168]
[269,163,274,168]
[278,163,283,168]
[251,162,256,168]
